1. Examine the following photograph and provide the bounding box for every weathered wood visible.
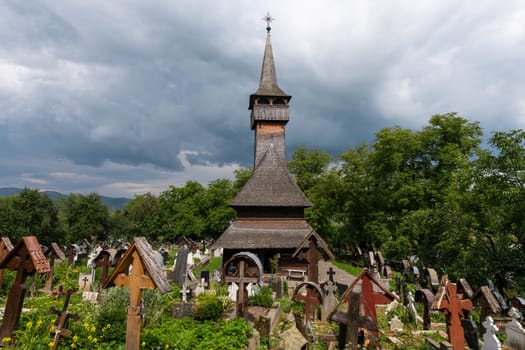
[0,236,50,340]
[293,282,323,324]
[50,288,79,350]
[0,237,14,290]
[104,237,171,350]
[224,257,259,317]
[436,283,473,350]
[44,243,66,292]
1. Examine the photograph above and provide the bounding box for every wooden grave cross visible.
[293,284,322,323]
[94,249,113,286]
[338,269,398,342]
[0,236,50,340]
[294,233,335,284]
[437,282,473,350]
[44,243,66,293]
[104,237,171,350]
[224,259,259,317]
[0,237,14,290]
[50,288,79,350]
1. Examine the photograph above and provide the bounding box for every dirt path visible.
[317,260,358,286]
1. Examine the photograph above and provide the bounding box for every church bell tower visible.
[249,13,291,167]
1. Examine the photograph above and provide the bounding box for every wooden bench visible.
[285,269,306,280]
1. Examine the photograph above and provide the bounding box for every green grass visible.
[194,256,222,275]
[330,259,364,276]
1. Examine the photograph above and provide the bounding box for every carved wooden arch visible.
[222,251,264,288]
[293,281,325,305]
[293,281,325,323]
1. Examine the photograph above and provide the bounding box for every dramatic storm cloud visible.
[1,1,524,197]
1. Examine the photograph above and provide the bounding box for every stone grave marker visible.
[43,243,66,293]
[228,282,239,302]
[481,316,500,350]
[78,273,93,291]
[424,267,439,292]
[415,288,435,330]
[200,270,210,288]
[271,277,282,299]
[472,285,502,329]
[406,291,418,325]
[434,282,473,350]
[462,313,479,350]
[0,237,14,290]
[457,278,474,299]
[505,307,525,350]
[50,288,79,350]
[172,245,189,286]
[321,280,338,321]
[0,236,50,340]
[282,323,308,350]
[104,237,171,350]
[389,315,403,332]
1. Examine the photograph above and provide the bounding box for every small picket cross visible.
[327,267,336,283]
[180,283,190,302]
[437,282,473,350]
[50,288,79,350]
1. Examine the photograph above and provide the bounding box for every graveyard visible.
[0,235,524,349]
[2,8,525,350]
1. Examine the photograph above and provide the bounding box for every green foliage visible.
[248,286,273,308]
[94,287,129,343]
[193,293,224,321]
[141,317,252,350]
[330,259,363,276]
[62,193,110,244]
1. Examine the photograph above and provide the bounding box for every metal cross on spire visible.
[262,12,274,33]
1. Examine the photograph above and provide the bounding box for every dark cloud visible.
[1,1,524,197]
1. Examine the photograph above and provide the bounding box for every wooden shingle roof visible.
[213,218,314,249]
[230,144,312,208]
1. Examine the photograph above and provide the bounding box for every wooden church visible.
[213,19,333,283]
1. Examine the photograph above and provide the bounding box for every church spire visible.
[249,13,290,110]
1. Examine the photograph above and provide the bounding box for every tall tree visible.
[62,193,110,244]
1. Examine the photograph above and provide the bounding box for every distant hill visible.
[0,187,131,210]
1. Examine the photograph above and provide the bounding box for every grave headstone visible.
[415,288,435,330]
[457,278,474,299]
[172,302,194,319]
[172,245,189,286]
[481,316,501,350]
[406,291,418,325]
[321,280,338,321]
[180,283,191,302]
[0,236,50,340]
[103,237,171,350]
[505,307,525,350]
[389,315,404,332]
[282,323,308,350]
[223,252,263,317]
[78,273,93,291]
[293,282,323,324]
[435,282,473,350]
[462,313,479,350]
[424,267,439,292]
[50,288,79,350]
[200,270,210,289]
[0,237,14,290]
[44,243,66,293]
[271,278,282,299]
[472,285,502,329]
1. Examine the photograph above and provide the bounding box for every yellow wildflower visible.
[26,321,33,329]
[2,337,11,343]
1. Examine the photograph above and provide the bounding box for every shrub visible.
[193,293,224,321]
[248,286,273,308]
[94,287,129,342]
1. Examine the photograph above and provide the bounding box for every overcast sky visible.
[1,1,524,198]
